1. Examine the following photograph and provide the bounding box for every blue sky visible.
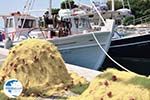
[0,0,92,15]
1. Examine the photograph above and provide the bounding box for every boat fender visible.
[4,37,13,49]
[0,32,3,41]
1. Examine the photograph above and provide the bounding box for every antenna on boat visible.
[112,0,115,11]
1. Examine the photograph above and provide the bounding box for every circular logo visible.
[3,79,23,98]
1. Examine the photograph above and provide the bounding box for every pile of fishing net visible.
[0,38,149,100]
[69,69,150,100]
[0,39,87,99]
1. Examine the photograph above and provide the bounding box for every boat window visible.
[78,18,90,29]
[74,18,79,28]
[18,19,36,28]
[6,18,13,28]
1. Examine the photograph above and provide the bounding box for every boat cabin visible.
[57,9,92,35]
[1,12,38,41]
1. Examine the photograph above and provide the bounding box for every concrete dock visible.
[66,63,101,81]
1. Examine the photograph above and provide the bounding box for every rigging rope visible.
[30,0,36,11]
[90,0,135,74]
[17,0,35,40]
[22,0,30,13]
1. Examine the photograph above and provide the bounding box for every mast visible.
[127,0,131,10]
[112,0,115,11]
[122,0,125,8]
[49,0,52,18]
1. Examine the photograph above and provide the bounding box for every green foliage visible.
[52,8,60,15]
[60,0,77,9]
[107,0,122,10]
[127,76,150,89]
[107,0,150,24]
[96,72,113,80]
[123,16,135,25]
[70,84,89,94]
[129,0,150,18]
[143,9,150,15]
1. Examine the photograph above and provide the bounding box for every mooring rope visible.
[92,32,132,73]
[90,0,135,73]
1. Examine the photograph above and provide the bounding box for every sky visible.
[0,0,93,15]
[0,0,106,28]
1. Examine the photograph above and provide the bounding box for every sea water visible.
[102,57,150,76]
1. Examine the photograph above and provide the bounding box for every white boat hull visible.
[50,31,113,70]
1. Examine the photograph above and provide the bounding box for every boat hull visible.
[103,34,150,75]
[51,31,112,70]
[110,34,150,58]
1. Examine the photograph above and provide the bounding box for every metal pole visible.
[122,0,125,8]
[127,0,131,10]
[112,0,115,11]
[49,0,52,18]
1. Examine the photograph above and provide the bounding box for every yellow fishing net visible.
[69,69,150,100]
[1,38,149,100]
[0,39,74,97]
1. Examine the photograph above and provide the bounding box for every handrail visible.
[126,14,150,25]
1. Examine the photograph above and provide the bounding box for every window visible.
[74,18,79,28]
[6,18,13,28]
[18,19,36,28]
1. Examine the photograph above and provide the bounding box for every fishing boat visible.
[102,24,150,75]
[86,0,150,74]
[110,27,150,59]
[0,0,115,70]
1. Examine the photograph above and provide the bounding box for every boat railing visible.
[27,26,73,39]
[115,24,150,38]
[126,14,150,25]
